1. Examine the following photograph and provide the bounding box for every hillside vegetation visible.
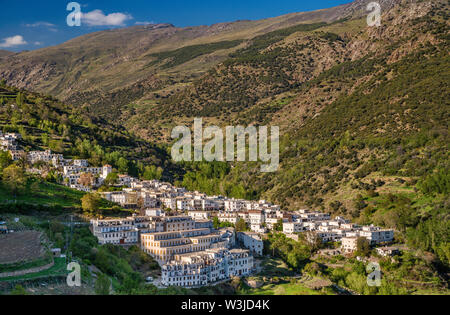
[0,0,448,283]
[163,0,449,269]
[0,82,171,177]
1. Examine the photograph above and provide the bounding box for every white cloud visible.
[24,21,57,32]
[0,35,27,48]
[81,10,132,26]
[24,22,56,28]
[135,21,155,26]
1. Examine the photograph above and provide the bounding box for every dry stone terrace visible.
[0,231,45,265]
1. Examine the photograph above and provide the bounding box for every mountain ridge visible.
[0,0,396,123]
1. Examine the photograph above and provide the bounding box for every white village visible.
[1,132,395,288]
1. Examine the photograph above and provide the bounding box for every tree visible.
[306,231,323,251]
[213,217,221,229]
[273,219,284,232]
[81,193,101,215]
[117,157,129,174]
[142,165,163,180]
[235,218,247,232]
[79,172,95,187]
[49,220,65,234]
[16,92,24,106]
[104,172,118,186]
[95,274,111,295]
[0,150,12,171]
[2,164,26,195]
[10,285,28,295]
[136,196,145,210]
[356,237,371,257]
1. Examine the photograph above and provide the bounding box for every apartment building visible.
[145,208,165,217]
[341,237,359,254]
[138,192,161,208]
[101,191,129,207]
[265,217,280,230]
[91,215,169,245]
[70,184,91,192]
[141,228,217,262]
[65,173,81,185]
[312,231,340,243]
[164,216,197,232]
[201,198,219,211]
[176,198,194,211]
[28,150,64,165]
[376,246,401,257]
[251,225,267,233]
[73,159,89,167]
[237,232,264,256]
[188,210,211,220]
[9,150,25,161]
[161,248,253,288]
[224,199,246,212]
[359,226,395,245]
[194,219,214,230]
[139,215,241,264]
[0,133,21,154]
[219,228,236,248]
[118,174,134,187]
[248,210,265,226]
[161,197,177,210]
[283,222,306,234]
[246,200,281,212]
[217,212,239,224]
[91,218,139,245]
[295,210,331,222]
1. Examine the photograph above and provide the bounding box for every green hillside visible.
[0,82,172,178]
[0,0,448,293]
[166,1,450,269]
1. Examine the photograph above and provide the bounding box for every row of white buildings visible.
[91,214,257,288]
[0,132,24,161]
[281,210,394,252]
[9,131,394,258]
[24,148,136,192]
[94,178,394,253]
[161,248,253,287]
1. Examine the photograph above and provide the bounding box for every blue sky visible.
[0,0,351,51]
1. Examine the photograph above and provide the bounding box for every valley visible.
[0,0,448,297]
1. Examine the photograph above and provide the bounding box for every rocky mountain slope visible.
[0,0,397,127]
[168,0,449,268]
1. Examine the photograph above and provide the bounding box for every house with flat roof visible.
[237,232,264,256]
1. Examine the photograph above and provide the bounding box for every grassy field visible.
[241,282,334,295]
[0,180,84,209]
[255,256,297,277]
[0,257,67,282]
[239,256,336,295]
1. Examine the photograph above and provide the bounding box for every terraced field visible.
[0,231,44,265]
